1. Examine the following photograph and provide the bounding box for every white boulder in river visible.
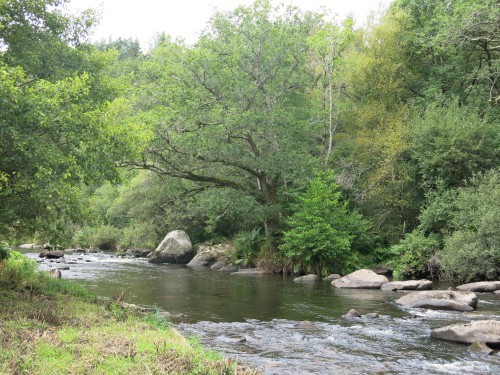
[148,230,194,264]
[331,269,389,289]
[381,279,433,291]
[456,281,500,293]
[431,320,500,345]
[395,290,477,311]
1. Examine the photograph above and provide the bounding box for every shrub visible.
[440,230,499,282]
[234,228,264,266]
[280,173,372,276]
[72,226,121,250]
[438,169,500,281]
[392,231,441,279]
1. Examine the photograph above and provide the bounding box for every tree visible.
[393,0,499,113]
[280,173,372,276]
[132,1,322,239]
[407,101,499,190]
[0,0,149,243]
[439,169,500,282]
[307,18,354,165]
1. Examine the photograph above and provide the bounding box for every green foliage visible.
[72,225,121,250]
[0,0,151,244]
[391,231,441,280]
[133,0,323,240]
[234,229,265,266]
[439,169,500,281]
[407,102,500,190]
[280,173,372,276]
[0,251,90,297]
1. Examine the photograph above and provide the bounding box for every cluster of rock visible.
[292,268,500,351]
[147,230,268,275]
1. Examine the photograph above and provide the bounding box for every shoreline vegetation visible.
[0,251,257,375]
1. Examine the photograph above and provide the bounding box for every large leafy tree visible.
[133,1,322,239]
[0,0,148,243]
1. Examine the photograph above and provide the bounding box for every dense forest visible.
[1,0,499,282]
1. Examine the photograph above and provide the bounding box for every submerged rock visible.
[232,268,268,275]
[431,320,500,346]
[324,274,341,281]
[296,321,316,329]
[218,264,239,273]
[343,309,361,319]
[332,269,389,289]
[364,313,380,319]
[381,279,433,291]
[293,274,320,283]
[210,260,227,271]
[395,290,477,311]
[148,230,194,264]
[469,342,494,355]
[456,281,500,293]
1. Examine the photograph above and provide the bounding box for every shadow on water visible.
[24,250,500,374]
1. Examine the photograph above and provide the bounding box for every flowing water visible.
[25,251,500,374]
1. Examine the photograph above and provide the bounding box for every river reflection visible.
[24,251,500,374]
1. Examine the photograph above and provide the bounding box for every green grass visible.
[0,253,258,374]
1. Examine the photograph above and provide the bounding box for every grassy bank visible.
[0,252,256,374]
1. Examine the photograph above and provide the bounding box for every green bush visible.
[72,226,121,250]
[438,169,500,281]
[280,173,372,276]
[392,231,441,280]
[234,228,264,266]
[440,230,499,282]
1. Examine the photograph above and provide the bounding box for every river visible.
[26,251,500,374]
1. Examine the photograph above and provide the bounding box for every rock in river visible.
[431,320,500,346]
[324,274,341,281]
[294,274,320,283]
[381,279,433,291]
[187,242,233,267]
[331,269,389,289]
[39,251,64,259]
[343,309,361,319]
[395,290,477,311]
[456,281,500,293]
[148,230,194,264]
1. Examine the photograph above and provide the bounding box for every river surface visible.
[25,251,500,374]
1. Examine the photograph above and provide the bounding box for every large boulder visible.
[148,230,194,264]
[381,279,433,291]
[456,281,500,293]
[187,242,233,267]
[331,269,389,289]
[395,290,478,311]
[431,320,500,346]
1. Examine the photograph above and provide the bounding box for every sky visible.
[66,0,394,49]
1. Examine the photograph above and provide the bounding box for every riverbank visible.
[0,252,256,374]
